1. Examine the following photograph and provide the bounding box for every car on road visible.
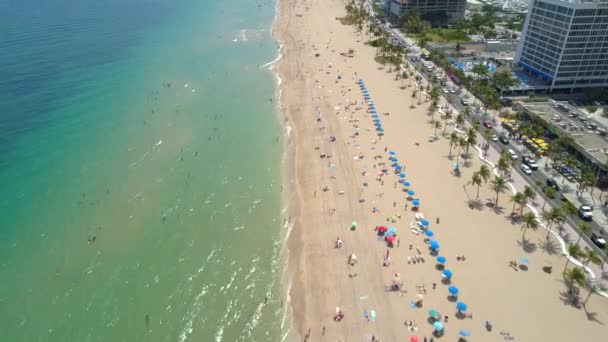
[546,178,560,191]
[591,232,606,248]
[507,148,518,160]
[578,205,594,221]
[491,134,498,142]
[522,156,539,170]
[520,164,532,175]
[461,98,469,106]
[449,88,456,94]
[442,88,449,94]
[482,120,493,129]
[499,135,510,144]
[440,80,446,86]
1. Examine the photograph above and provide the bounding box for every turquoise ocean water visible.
[0,0,286,340]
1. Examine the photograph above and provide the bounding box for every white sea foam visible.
[260,44,283,69]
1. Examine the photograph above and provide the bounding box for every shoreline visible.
[272,0,299,339]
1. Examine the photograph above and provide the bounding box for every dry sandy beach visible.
[275,0,608,340]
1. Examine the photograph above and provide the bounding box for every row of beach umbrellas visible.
[358,79,384,137]
[382,118,473,339]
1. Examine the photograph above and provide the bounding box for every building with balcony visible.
[515,0,608,92]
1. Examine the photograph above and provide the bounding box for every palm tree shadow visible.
[582,305,606,325]
[539,238,560,255]
[558,290,580,309]
[602,271,608,281]
[517,238,537,253]
[492,205,504,214]
[467,199,483,211]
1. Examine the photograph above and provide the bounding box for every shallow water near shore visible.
[0,0,285,340]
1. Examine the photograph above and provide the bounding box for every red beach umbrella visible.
[410,336,419,342]
[386,235,396,243]
[378,226,387,232]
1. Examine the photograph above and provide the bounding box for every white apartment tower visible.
[515,0,608,91]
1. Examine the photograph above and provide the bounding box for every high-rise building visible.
[387,0,467,25]
[515,0,608,92]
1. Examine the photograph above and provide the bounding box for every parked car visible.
[590,232,606,248]
[507,148,518,160]
[578,205,594,221]
[546,178,560,191]
[461,98,469,106]
[482,120,493,129]
[449,88,456,94]
[499,135,509,144]
[491,134,498,142]
[440,80,447,86]
[442,88,449,94]
[520,164,532,175]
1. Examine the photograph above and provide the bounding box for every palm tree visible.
[478,164,491,184]
[564,243,584,274]
[497,155,511,177]
[523,185,536,204]
[456,137,468,164]
[471,171,483,199]
[564,267,586,293]
[464,128,477,159]
[584,282,607,305]
[489,176,508,207]
[433,120,442,137]
[492,70,518,96]
[455,113,465,129]
[410,89,417,108]
[542,207,564,239]
[510,192,526,215]
[521,211,540,239]
[583,249,602,266]
[472,63,489,82]
[448,132,459,158]
[483,129,492,148]
[576,222,591,245]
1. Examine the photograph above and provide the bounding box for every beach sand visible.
[275,0,608,340]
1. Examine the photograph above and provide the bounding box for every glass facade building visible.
[515,0,608,91]
[388,0,466,25]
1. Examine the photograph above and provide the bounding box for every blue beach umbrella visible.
[403,181,411,187]
[375,122,382,127]
[398,173,406,178]
[388,150,396,155]
[387,227,397,236]
[442,269,453,278]
[519,257,529,264]
[371,114,379,119]
[390,157,398,162]
[412,199,420,207]
[430,240,440,250]
[424,230,434,237]
[395,165,403,171]
[448,286,459,295]
[456,302,468,312]
[373,118,381,122]
[407,190,415,196]
[459,329,471,337]
[433,321,444,331]
[436,256,446,264]
[376,127,383,132]
[421,219,430,227]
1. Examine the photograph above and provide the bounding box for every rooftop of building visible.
[521,102,608,166]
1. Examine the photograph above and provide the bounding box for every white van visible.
[507,149,518,160]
